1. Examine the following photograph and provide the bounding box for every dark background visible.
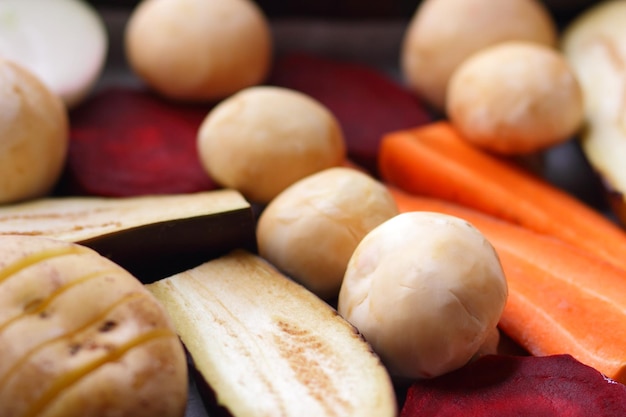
[88,0,598,22]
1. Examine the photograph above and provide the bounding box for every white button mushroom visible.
[125,0,272,102]
[400,0,557,111]
[257,167,398,300]
[197,86,346,204]
[338,211,508,379]
[446,41,584,155]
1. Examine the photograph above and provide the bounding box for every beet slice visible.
[400,354,626,417]
[59,55,431,197]
[268,52,433,174]
[57,87,217,197]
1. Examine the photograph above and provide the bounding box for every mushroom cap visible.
[401,0,557,110]
[446,41,584,154]
[125,0,272,102]
[338,211,508,379]
[257,167,398,299]
[197,86,346,203]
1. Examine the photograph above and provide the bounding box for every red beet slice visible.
[58,56,431,196]
[56,87,217,197]
[400,354,626,417]
[268,52,433,174]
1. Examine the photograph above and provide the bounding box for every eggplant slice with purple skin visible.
[0,189,257,282]
[147,250,398,417]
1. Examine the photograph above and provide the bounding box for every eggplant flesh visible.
[147,250,398,417]
[0,190,257,281]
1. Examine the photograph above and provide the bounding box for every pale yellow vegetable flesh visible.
[125,0,272,102]
[0,235,188,417]
[147,250,397,417]
[0,189,249,242]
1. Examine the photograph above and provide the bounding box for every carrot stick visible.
[389,186,626,384]
[378,121,626,273]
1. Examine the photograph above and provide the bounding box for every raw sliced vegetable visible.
[0,0,108,108]
[58,87,216,197]
[400,354,626,417]
[269,52,433,174]
[379,121,626,273]
[60,56,431,198]
[389,187,626,383]
[0,235,188,417]
[146,250,397,417]
[0,190,256,281]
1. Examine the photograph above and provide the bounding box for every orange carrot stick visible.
[389,186,626,383]
[378,121,626,273]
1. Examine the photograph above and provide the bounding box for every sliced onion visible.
[0,0,108,107]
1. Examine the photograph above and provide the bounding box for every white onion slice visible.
[0,0,108,107]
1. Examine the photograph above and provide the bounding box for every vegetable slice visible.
[269,52,433,174]
[389,187,626,383]
[147,250,397,417]
[0,190,256,281]
[400,354,626,417]
[59,87,216,197]
[379,121,626,273]
[0,236,188,417]
[0,0,108,108]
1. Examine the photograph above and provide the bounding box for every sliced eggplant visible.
[146,250,397,417]
[0,190,257,281]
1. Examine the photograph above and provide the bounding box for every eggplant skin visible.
[0,235,188,417]
[0,190,257,283]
